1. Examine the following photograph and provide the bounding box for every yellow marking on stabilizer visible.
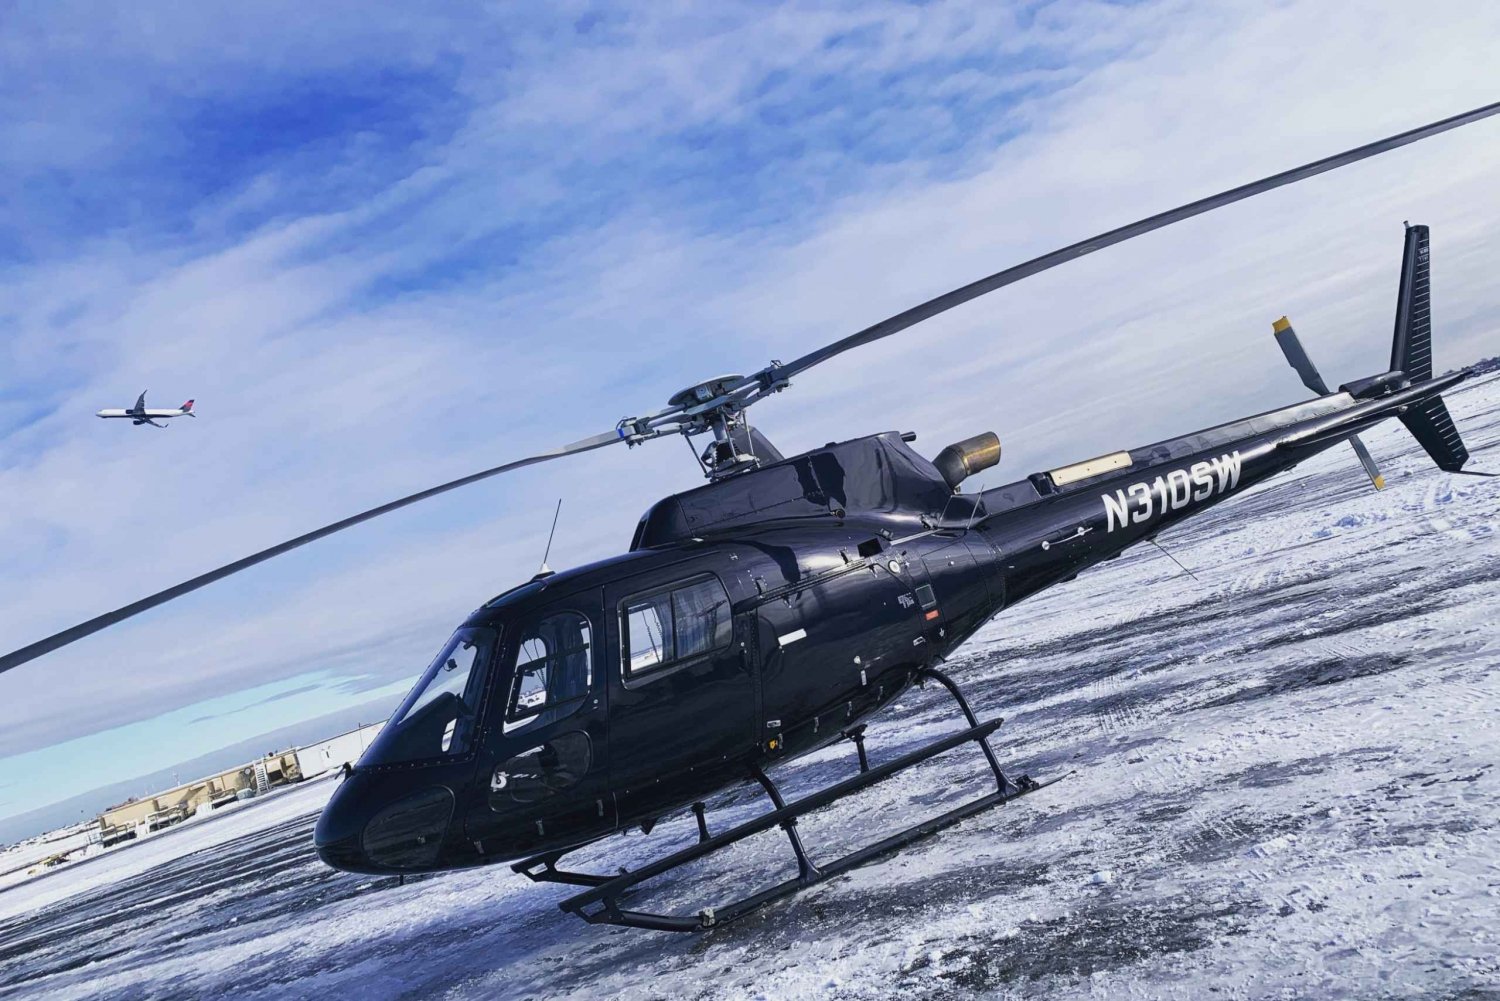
[1373,475,1386,490]
[1273,316,1291,333]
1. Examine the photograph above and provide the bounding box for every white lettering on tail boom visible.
[1102,451,1243,533]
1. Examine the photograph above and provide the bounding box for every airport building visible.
[97,750,302,846]
[293,722,384,782]
[94,721,384,848]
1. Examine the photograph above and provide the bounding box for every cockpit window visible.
[359,628,495,766]
[504,612,593,733]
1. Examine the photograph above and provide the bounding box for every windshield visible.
[360,627,496,766]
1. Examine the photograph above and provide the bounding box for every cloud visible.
[3,0,1500,829]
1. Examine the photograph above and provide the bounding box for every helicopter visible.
[2,101,1497,933]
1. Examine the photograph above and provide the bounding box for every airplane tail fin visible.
[181,399,195,415]
[1387,225,1469,471]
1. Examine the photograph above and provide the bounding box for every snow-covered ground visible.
[0,826,97,886]
[2,376,1498,1001]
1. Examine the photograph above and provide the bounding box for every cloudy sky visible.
[2,1,1498,841]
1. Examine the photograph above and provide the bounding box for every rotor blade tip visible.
[1273,316,1291,333]
[1373,475,1387,490]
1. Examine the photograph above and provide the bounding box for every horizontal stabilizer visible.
[1400,395,1468,471]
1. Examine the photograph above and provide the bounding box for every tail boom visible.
[980,369,1473,606]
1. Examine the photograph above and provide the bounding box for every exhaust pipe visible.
[933,432,1001,489]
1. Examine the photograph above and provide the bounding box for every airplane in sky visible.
[95,391,195,428]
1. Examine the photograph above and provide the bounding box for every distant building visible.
[293,722,385,781]
[74,720,389,855]
[97,749,302,846]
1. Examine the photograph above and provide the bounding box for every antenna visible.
[965,481,988,531]
[1147,536,1200,582]
[539,498,563,575]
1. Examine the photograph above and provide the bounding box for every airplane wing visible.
[144,418,167,429]
[132,391,147,413]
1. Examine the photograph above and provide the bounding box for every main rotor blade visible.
[0,428,626,676]
[778,100,1500,380]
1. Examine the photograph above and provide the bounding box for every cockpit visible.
[358,627,495,766]
[502,612,593,733]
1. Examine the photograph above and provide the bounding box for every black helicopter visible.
[3,102,1497,933]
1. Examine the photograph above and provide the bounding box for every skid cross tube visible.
[558,708,1038,931]
[512,846,615,888]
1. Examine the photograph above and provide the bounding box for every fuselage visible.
[95,409,190,419]
[313,372,1465,876]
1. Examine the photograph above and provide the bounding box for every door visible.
[465,596,616,856]
[756,560,924,752]
[606,571,756,819]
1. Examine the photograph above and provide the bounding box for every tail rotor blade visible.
[1271,317,1385,490]
[1347,434,1387,491]
[1272,317,1331,395]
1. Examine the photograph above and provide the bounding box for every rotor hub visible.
[667,374,746,410]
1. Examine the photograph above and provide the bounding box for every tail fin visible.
[180,399,194,412]
[1391,224,1432,381]
[1388,224,1469,471]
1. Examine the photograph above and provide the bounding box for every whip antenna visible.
[1148,536,1200,583]
[539,498,563,575]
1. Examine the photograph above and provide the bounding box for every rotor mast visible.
[618,368,792,480]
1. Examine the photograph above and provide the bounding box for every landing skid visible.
[548,667,1057,932]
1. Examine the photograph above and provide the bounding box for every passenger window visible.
[625,595,673,673]
[506,612,592,731]
[623,576,733,678]
[673,579,732,658]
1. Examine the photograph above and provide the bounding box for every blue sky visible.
[2,0,1500,841]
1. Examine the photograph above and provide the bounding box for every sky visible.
[2,0,1499,843]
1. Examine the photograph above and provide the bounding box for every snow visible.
[1,375,1498,1000]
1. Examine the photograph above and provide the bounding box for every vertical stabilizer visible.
[1385,224,1468,471]
[1390,224,1432,381]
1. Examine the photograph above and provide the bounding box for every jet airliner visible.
[96,391,195,428]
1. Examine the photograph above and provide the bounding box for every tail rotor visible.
[1273,224,1486,481]
[1271,316,1387,490]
